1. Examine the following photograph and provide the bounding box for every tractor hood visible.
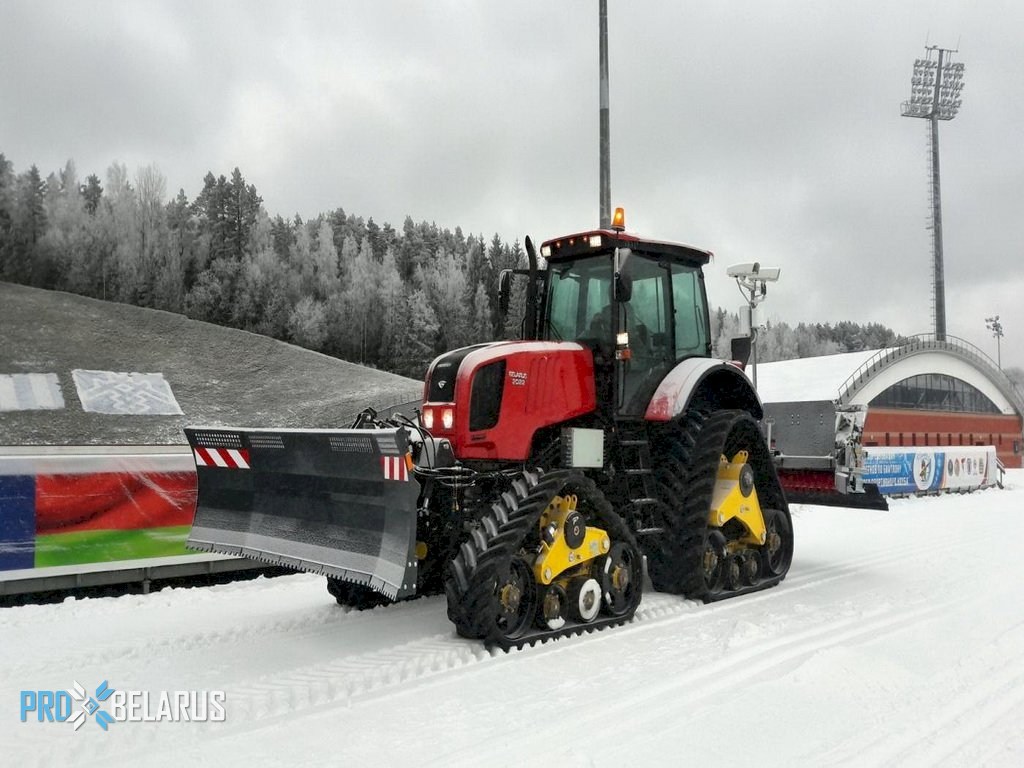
[422,341,597,462]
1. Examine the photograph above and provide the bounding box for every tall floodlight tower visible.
[901,46,965,342]
[599,0,611,228]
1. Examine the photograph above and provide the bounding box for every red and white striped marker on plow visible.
[193,447,251,469]
[381,455,409,482]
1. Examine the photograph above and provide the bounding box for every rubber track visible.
[645,410,706,593]
[653,409,794,601]
[444,469,643,650]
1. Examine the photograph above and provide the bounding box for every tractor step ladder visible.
[616,424,663,536]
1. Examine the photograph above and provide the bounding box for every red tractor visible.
[186,213,794,649]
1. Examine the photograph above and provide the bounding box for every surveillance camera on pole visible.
[726,262,781,282]
[728,261,781,390]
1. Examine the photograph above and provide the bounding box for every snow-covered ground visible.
[3,472,1024,767]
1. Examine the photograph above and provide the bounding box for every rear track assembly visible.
[650,409,795,602]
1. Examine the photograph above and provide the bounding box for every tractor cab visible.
[527,215,714,416]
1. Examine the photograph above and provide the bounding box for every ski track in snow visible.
[2,473,1023,767]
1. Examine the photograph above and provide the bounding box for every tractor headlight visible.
[441,407,454,430]
[421,407,434,430]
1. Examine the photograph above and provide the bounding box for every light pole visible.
[598,0,611,229]
[901,46,965,342]
[986,315,1003,370]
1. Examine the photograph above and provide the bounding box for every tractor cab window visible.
[619,257,709,414]
[670,263,708,358]
[623,257,670,361]
[621,257,708,363]
[546,257,614,343]
[619,256,673,413]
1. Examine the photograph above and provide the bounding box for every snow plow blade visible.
[184,426,420,600]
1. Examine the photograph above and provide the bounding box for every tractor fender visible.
[645,358,763,422]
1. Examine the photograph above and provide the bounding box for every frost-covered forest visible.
[0,154,964,379]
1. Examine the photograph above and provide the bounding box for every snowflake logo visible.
[67,680,115,731]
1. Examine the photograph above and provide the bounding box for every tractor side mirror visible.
[497,269,512,315]
[730,336,752,368]
[615,272,632,303]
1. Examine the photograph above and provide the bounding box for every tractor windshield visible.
[545,257,614,342]
[545,253,709,360]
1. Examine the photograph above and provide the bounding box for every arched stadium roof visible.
[748,335,1024,417]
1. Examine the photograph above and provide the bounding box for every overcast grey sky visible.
[2,1,1021,368]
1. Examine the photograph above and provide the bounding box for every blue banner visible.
[862,446,996,496]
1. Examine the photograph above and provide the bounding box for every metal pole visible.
[599,0,611,228]
[752,327,758,391]
[930,49,947,341]
[750,285,759,390]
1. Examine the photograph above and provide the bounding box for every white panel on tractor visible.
[562,428,605,468]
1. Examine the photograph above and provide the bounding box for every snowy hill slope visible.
[2,473,1023,767]
[0,281,422,445]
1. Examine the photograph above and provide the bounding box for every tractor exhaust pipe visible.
[524,235,539,340]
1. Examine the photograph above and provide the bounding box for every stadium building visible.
[753,334,1024,470]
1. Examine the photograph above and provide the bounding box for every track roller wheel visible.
[494,556,537,639]
[567,577,602,623]
[599,542,642,616]
[539,584,568,630]
[701,529,727,592]
[761,508,793,578]
[725,556,744,591]
[741,551,762,586]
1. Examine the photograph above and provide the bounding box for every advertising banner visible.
[862,445,997,496]
[0,448,198,575]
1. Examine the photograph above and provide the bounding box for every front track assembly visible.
[444,470,644,651]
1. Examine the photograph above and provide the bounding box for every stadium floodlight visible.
[901,45,966,343]
[902,51,964,121]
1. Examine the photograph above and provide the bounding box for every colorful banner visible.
[861,446,997,496]
[0,449,198,574]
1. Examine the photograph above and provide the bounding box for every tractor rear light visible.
[616,332,629,346]
[441,408,455,430]
[421,407,434,430]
